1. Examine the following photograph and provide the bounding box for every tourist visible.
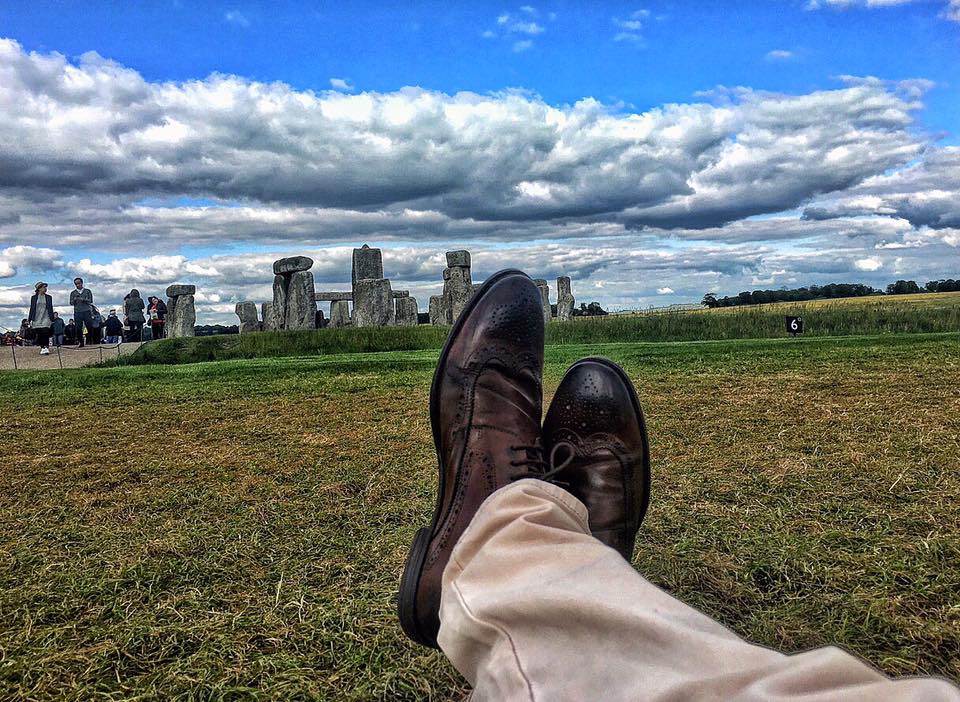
[123,288,146,342]
[50,312,65,347]
[88,306,104,345]
[27,281,54,355]
[69,277,94,348]
[64,318,77,345]
[16,318,32,346]
[397,270,960,701]
[104,309,123,344]
[147,296,167,340]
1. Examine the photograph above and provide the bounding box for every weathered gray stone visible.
[352,245,383,285]
[261,302,277,331]
[446,250,471,268]
[285,270,317,330]
[273,256,313,275]
[429,295,447,326]
[556,276,575,321]
[167,295,196,337]
[314,291,353,302]
[329,300,351,328]
[353,278,394,327]
[395,297,419,326]
[272,275,288,330]
[533,279,551,323]
[166,296,177,334]
[235,301,261,334]
[165,284,195,297]
[446,266,473,323]
[394,290,410,298]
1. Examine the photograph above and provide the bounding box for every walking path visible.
[0,342,143,371]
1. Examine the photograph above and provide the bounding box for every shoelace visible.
[509,440,576,487]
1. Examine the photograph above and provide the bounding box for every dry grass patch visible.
[1,334,958,699]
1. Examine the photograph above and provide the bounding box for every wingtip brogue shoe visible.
[398,269,546,648]
[542,357,651,562]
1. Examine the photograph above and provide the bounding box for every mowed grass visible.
[1,333,959,699]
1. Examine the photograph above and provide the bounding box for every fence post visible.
[10,343,17,370]
[57,345,63,369]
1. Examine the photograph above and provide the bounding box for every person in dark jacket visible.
[69,277,94,347]
[104,309,124,344]
[147,296,167,340]
[17,319,31,346]
[28,281,55,355]
[51,312,66,347]
[89,306,103,345]
[123,288,146,342]
[64,319,77,345]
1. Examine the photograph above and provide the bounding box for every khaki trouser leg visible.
[438,479,960,702]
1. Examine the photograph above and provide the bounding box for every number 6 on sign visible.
[786,316,804,336]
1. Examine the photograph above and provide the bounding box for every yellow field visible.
[620,291,960,317]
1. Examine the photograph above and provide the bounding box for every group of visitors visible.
[18,278,168,355]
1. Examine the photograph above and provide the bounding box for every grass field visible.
[1,332,959,699]
[105,291,960,366]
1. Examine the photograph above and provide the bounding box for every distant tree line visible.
[701,279,959,308]
[921,279,960,293]
[701,283,880,308]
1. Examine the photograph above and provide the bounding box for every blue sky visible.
[0,0,958,327]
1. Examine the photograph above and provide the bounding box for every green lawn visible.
[106,290,960,367]
[1,333,959,699]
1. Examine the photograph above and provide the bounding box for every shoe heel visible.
[397,526,436,647]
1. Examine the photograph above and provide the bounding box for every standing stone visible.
[168,295,196,337]
[235,301,261,334]
[352,245,384,287]
[556,276,575,321]
[165,296,177,337]
[272,275,288,331]
[273,256,314,275]
[285,270,317,330]
[533,279,551,324]
[354,279,394,327]
[329,300,351,328]
[441,250,473,324]
[429,295,446,326]
[447,266,473,323]
[261,302,276,331]
[395,297,419,326]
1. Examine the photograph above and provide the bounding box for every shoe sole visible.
[398,268,530,648]
[558,357,652,535]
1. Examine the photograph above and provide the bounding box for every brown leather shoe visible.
[542,357,651,561]
[398,269,546,648]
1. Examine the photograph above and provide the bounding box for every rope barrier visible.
[5,339,142,370]
[3,320,150,370]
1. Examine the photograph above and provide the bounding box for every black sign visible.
[786,316,804,336]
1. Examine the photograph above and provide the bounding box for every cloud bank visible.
[0,38,957,327]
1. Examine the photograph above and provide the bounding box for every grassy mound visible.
[107,293,960,366]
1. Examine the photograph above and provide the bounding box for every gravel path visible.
[0,342,143,371]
